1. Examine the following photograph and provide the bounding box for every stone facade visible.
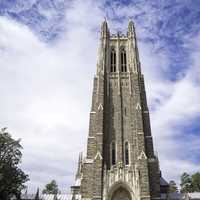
[71,20,161,200]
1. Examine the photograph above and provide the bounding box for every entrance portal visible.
[111,187,131,200]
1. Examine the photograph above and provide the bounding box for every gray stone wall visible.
[72,20,161,200]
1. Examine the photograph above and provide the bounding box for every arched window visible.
[111,187,131,200]
[110,48,116,72]
[121,48,127,72]
[111,142,116,165]
[124,141,129,165]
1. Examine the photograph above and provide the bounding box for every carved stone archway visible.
[111,187,132,200]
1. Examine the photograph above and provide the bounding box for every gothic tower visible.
[71,20,162,200]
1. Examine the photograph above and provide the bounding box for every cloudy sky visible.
[0,0,200,194]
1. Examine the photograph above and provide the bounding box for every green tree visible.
[168,180,178,193]
[191,172,200,192]
[42,180,60,194]
[180,172,192,193]
[0,128,29,200]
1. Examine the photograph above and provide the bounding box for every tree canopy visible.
[168,180,178,193]
[181,172,200,193]
[191,172,200,192]
[0,128,29,200]
[42,180,60,194]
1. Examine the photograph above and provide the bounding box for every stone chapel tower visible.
[71,20,162,200]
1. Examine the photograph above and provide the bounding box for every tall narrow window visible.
[121,48,127,72]
[111,142,116,165]
[125,141,129,165]
[110,48,116,72]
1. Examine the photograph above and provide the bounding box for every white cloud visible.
[148,33,200,184]
[0,0,200,194]
[0,12,101,192]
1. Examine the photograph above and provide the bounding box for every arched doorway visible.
[111,187,132,200]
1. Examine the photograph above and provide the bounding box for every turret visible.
[101,19,109,39]
[75,152,82,182]
[127,20,135,38]
[34,188,40,200]
[97,19,110,74]
[127,20,141,73]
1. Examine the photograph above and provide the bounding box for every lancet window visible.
[124,141,129,165]
[110,48,116,72]
[111,141,116,165]
[121,48,127,72]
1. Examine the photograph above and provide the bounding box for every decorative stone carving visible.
[98,103,104,111]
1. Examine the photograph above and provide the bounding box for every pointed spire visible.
[25,187,28,195]
[97,19,110,74]
[34,188,40,200]
[101,19,109,39]
[76,152,83,180]
[127,20,135,38]
[127,20,141,73]
[53,194,58,200]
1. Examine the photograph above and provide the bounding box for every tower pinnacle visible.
[101,19,109,38]
[75,152,82,181]
[127,20,135,38]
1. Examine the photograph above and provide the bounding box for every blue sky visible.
[0,0,200,193]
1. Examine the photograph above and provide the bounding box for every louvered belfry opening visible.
[121,48,127,72]
[110,48,116,72]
